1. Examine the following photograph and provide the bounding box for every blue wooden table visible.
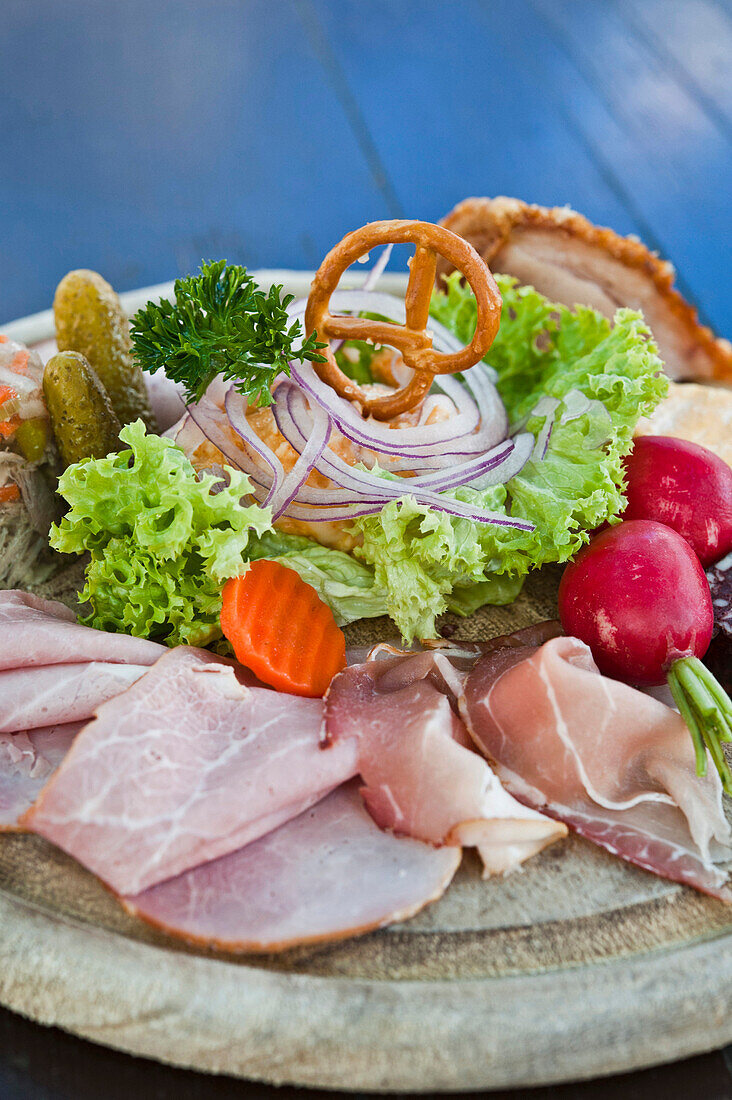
[2,1,732,1095]
[2,0,730,334]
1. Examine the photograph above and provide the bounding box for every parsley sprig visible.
[130,260,326,407]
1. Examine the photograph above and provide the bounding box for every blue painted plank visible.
[306,0,647,236]
[0,0,393,322]
[311,0,730,334]
[530,0,731,334]
[619,0,732,138]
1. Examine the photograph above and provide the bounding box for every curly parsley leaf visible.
[130,260,326,407]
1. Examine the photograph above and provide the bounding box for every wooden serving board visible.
[1,280,731,1092]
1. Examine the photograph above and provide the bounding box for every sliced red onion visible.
[528,397,560,462]
[222,390,287,508]
[270,382,533,528]
[267,397,332,518]
[187,386,533,530]
[289,357,510,461]
[183,278,535,532]
[274,379,531,495]
[172,413,203,451]
[287,288,487,451]
[187,392,284,506]
[281,497,534,529]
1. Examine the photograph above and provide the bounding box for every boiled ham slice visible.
[0,590,166,736]
[24,647,358,895]
[461,636,732,902]
[0,725,80,829]
[326,652,566,876]
[123,781,461,952]
[0,662,148,733]
[0,590,165,670]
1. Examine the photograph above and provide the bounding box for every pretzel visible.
[304,220,502,420]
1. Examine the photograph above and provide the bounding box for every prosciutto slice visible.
[326,652,566,876]
[0,725,80,829]
[123,781,461,952]
[24,647,358,895]
[461,636,732,902]
[0,590,165,670]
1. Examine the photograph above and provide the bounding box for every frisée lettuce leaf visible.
[49,420,273,646]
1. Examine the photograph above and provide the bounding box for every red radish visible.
[558,519,732,793]
[558,520,712,685]
[622,435,732,566]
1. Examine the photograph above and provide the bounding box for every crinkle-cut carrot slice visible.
[220,560,346,697]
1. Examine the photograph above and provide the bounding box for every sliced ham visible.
[0,590,165,670]
[0,662,148,732]
[0,724,80,829]
[123,781,461,952]
[461,636,732,902]
[23,647,358,895]
[326,652,566,876]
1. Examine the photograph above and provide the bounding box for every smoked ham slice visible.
[0,662,148,733]
[0,724,80,829]
[24,647,359,895]
[438,196,732,383]
[0,590,165,669]
[0,591,164,735]
[326,652,566,876]
[461,636,732,902]
[123,781,461,952]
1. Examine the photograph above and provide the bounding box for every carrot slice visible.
[0,484,21,503]
[220,560,346,697]
[0,416,20,439]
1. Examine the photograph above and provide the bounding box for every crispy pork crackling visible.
[438,196,732,384]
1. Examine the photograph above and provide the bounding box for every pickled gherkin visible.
[43,352,122,467]
[53,269,157,431]
[14,418,49,463]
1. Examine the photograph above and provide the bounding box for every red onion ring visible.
[273,380,532,496]
[183,287,537,532]
[266,398,332,518]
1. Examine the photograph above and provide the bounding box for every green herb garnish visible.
[130,260,326,407]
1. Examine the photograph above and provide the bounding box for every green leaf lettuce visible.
[49,420,273,646]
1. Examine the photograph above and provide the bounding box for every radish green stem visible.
[669,673,708,776]
[668,657,732,796]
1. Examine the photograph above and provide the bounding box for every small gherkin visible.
[53,269,157,431]
[43,351,122,468]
